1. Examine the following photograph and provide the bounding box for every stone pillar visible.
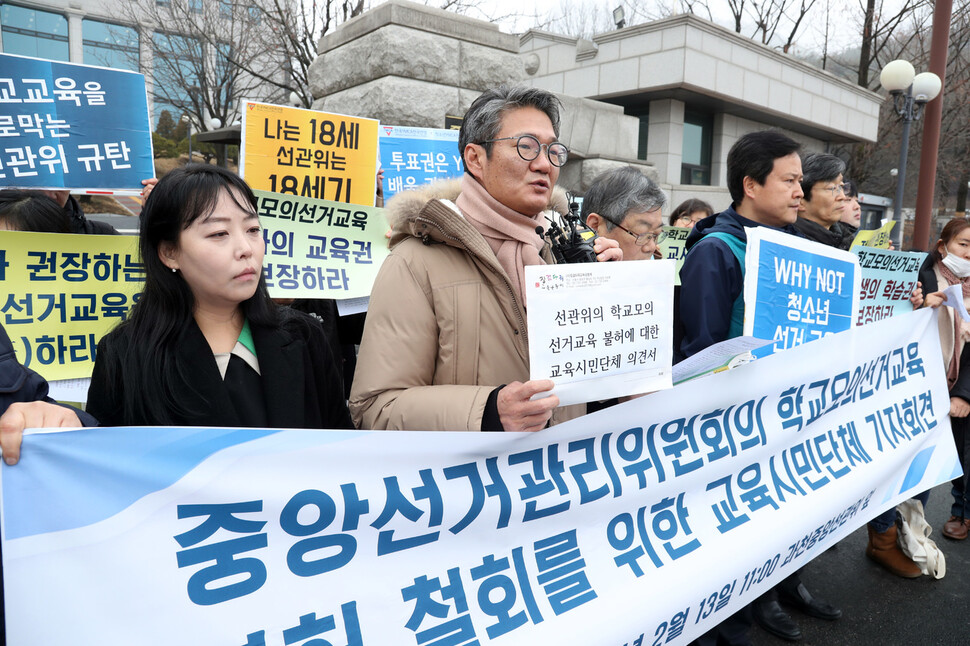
[309,0,525,128]
[646,99,684,186]
[67,11,84,63]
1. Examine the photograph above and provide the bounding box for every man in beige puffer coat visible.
[350,85,620,432]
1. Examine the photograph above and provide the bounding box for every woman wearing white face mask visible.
[922,218,970,540]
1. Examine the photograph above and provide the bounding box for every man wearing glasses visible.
[350,85,620,432]
[792,153,855,250]
[582,165,667,262]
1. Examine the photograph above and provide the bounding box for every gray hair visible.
[581,166,667,230]
[800,152,846,201]
[458,85,562,174]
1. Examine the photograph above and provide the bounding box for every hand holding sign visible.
[497,380,559,432]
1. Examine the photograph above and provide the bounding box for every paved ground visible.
[750,484,970,645]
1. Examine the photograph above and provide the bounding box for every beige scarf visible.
[936,261,970,387]
[456,174,546,308]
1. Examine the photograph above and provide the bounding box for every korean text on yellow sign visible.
[850,220,896,249]
[256,190,390,299]
[241,102,379,207]
[0,231,143,380]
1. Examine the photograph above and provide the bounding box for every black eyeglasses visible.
[613,221,664,246]
[477,135,569,167]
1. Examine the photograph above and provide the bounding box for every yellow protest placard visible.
[241,102,379,207]
[850,220,896,249]
[0,231,143,380]
[255,190,390,299]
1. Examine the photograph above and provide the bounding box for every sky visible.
[458,0,919,58]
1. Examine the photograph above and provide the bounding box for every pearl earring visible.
[171,267,177,273]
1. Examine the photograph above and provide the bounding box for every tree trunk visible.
[858,0,876,87]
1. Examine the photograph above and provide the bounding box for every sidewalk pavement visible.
[751,483,969,645]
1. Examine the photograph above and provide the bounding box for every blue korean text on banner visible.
[0,53,154,190]
[0,309,956,645]
[379,125,463,200]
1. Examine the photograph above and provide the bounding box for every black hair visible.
[727,131,801,205]
[459,85,562,175]
[842,179,859,198]
[800,153,846,202]
[111,164,277,424]
[0,190,72,233]
[669,198,713,226]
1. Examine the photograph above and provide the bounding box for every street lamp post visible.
[879,60,942,244]
[181,114,193,162]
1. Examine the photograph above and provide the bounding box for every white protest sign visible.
[525,260,674,405]
[941,284,970,322]
[0,310,957,646]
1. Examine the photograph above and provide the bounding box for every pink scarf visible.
[456,174,546,307]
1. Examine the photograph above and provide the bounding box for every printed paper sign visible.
[0,309,957,645]
[255,190,390,299]
[659,225,690,286]
[0,53,154,192]
[850,220,896,249]
[241,102,379,206]
[854,247,925,325]
[526,260,674,405]
[379,125,463,200]
[744,227,860,355]
[0,230,143,380]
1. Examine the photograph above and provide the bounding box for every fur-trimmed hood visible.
[384,176,570,249]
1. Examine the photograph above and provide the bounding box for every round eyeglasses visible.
[477,135,569,167]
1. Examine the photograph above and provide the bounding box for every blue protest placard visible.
[379,125,463,200]
[0,53,154,191]
[744,227,860,355]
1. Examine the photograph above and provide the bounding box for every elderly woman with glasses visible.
[582,166,668,261]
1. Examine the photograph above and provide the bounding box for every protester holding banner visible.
[0,190,72,233]
[582,165,667,262]
[0,320,97,644]
[678,131,841,645]
[669,198,713,229]
[350,85,620,432]
[920,218,970,541]
[790,154,936,574]
[84,164,352,430]
[793,153,855,251]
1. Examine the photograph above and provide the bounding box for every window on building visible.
[681,109,713,185]
[82,19,139,71]
[0,3,69,61]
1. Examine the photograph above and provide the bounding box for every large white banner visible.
[0,310,959,646]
